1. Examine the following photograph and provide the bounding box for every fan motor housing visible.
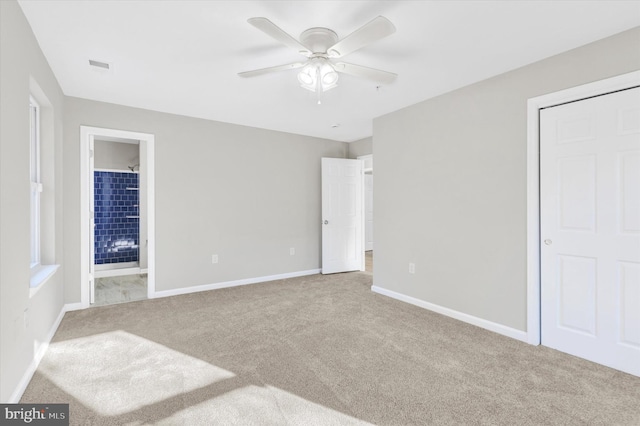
[300,27,338,54]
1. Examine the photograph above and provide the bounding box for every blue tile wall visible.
[94,171,139,265]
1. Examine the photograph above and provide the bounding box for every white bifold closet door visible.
[540,87,640,376]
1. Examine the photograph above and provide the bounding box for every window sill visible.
[30,264,60,297]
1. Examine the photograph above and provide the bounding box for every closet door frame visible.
[525,70,640,345]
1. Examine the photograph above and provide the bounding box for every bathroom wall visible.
[94,139,139,171]
[94,171,140,265]
[94,139,147,269]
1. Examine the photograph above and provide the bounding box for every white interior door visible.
[364,173,374,251]
[89,135,96,304]
[540,87,640,376]
[322,158,364,274]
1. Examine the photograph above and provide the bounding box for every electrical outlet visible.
[290,247,295,256]
[211,254,218,264]
[409,263,415,274]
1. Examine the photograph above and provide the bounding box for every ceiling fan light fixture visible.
[320,63,338,86]
[241,16,397,99]
[297,66,315,87]
[297,59,339,93]
[322,72,338,85]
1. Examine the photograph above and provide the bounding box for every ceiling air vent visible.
[89,59,109,69]
[89,59,112,74]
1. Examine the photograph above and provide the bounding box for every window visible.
[29,96,42,268]
[29,87,59,294]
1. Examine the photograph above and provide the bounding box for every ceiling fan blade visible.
[238,62,306,78]
[334,62,397,84]
[248,17,312,57]
[327,16,396,58]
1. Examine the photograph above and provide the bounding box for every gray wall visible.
[63,98,347,302]
[348,137,373,159]
[0,0,65,402]
[373,27,640,332]
[94,140,140,171]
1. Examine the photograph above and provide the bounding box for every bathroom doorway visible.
[80,127,155,308]
[93,138,144,305]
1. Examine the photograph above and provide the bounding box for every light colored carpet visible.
[21,272,640,425]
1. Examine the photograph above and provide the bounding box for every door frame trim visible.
[357,154,373,254]
[526,70,640,345]
[79,126,156,308]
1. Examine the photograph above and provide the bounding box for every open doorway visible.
[359,154,373,274]
[80,126,155,308]
[93,138,146,305]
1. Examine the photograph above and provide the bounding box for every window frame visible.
[29,96,42,269]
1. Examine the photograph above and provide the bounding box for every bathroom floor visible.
[94,274,147,306]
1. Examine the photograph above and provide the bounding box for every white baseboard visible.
[64,302,85,312]
[153,269,322,299]
[8,304,67,403]
[371,285,528,343]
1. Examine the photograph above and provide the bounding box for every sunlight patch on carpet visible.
[39,330,235,416]
[157,385,373,425]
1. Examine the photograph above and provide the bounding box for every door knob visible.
[544,239,552,245]
[324,220,329,225]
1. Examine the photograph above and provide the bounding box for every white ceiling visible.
[18,1,640,142]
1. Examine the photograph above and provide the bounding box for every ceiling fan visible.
[238,16,397,99]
